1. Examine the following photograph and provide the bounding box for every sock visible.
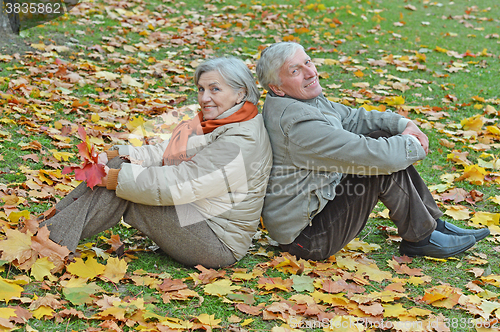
[435,218,445,232]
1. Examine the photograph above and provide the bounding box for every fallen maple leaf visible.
[461,114,484,131]
[62,126,106,189]
[100,257,128,283]
[471,212,500,227]
[204,279,240,296]
[67,257,106,280]
[30,257,56,281]
[62,277,103,305]
[0,228,34,265]
[444,205,471,220]
[0,277,24,304]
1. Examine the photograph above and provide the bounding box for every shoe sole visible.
[399,240,476,258]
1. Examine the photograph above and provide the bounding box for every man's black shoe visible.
[436,218,490,242]
[399,231,475,258]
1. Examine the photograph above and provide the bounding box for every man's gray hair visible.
[194,57,261,105]
[256,42,304,91]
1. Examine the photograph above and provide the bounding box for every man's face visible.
[272,48,322,100]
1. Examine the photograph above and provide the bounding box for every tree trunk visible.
[0,0,20,35]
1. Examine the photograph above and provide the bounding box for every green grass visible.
[1,0,500,331]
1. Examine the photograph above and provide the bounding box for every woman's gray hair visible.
[194,57,260,105]
[256,42,304,91]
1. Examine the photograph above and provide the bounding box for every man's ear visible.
[269,84,285,97]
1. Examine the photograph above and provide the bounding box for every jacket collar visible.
[267,90,324,105]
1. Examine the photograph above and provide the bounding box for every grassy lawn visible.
[1,0,500,331]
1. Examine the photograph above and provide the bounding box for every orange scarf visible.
[162,101,258,166]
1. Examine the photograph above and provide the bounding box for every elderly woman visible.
[43,57,272,268]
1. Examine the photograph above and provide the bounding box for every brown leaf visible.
[235,303,264,316]
[29,293,64,310]
[440,188,468,203]
[158,278,188,292]
[193,265,226,285]
[438,138,455,149]
[21,154,40,163]
[31,226,70,273]
[359,302,384,316]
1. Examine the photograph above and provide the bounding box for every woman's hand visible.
[401,121,429,155]
[98,152,108,165]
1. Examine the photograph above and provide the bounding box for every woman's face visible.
[197,71,244,120]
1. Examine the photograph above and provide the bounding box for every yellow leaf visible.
[54,183,73,192]
[88,136,105,146]
[345,238,380,253]
[360,104,386,112]
[51,135,71,143]
[204,279,240,296]
[471,212,500,227]
[461,114,484,131]
[486,125,500,136]
[7,210,30,223]
[126,116,146,131]
[489,196,500,205]
[67,257,106,280]
[31,306,54,319]
[444,205,471,220]
[90,113,100,123]
[0,228,33,264]
[435,46,448,53]
[0,277,24,303]
[382,303,408,318]
[384,96,405,106]
[101,257,128,283]
[50,150,74,162]
[335,256,358,270]
[96,306,128,320]
[240,318,253,326]
[196,313,222,327]
[31,43,46,51]
[356,263,393,282]
[457,165,488,185]
[31,257,55,281]
[0,307,16,319]
[128,138,143,147]
[324,59,339,66]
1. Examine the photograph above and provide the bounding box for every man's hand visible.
[401,121,429,155]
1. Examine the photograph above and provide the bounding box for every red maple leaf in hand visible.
[63,127,106,189]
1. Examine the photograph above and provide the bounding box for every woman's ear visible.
[269,84,285,97]
[236,89,246,104]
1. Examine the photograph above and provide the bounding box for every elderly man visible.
[256,42,489,260]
